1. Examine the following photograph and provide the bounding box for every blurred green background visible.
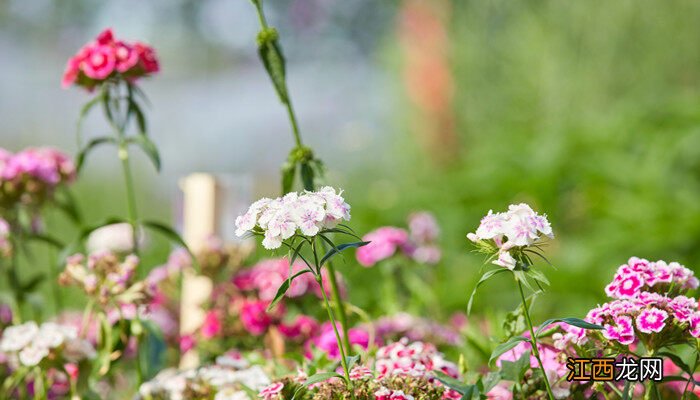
[3,0,700,332]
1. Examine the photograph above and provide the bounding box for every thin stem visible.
[320,242,351,351]
[517,279,555,400]
[118,142,140,256]
[251,0,304,148]
[311,240,352,389]
[135,317,144,386]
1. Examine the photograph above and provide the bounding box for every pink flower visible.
[487,384,514,400]
[81,44,116,80]
[95,28,115,45]
[200,311,222,339]
[308,323,372,360]
[114,41,139,73]
[356,227,410,267]
[135,42,160,74]
[239,299,284,336]
[408,212,439,243]
[63,363,79,382]
[259,382,284,400]
[636,308,668,333]
[615,273,644,298]
[349,365,374,380]
[279,315,319,341]
[179,334,195,353]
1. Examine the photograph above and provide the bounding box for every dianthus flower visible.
[62,28,159,90]
[59,250,148,307]
[467,203,553,270]
[604,256,698,299]
[0,321,95,367]
[234,187,350,249]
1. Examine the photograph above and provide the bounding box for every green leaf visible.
[300,161,314,191]
[26,233,64,249]
[345,354,360,371]
[526,268,550,286]
[281,160,296,194]
[480,372,501,393]
[76,94,103,144]
[499,350,531,381]
[127,134,161,171]
[21,274,45,293]
[657,352,694,376]
[489,336,529,366]
[467,268,510,315]
[292,371,344,399]
[513,270,538,294]
[534,318,603,338]
[258,38,288,103]
[319,241,370,266]
[76,136,117,172]
[128,100,147,135]
[433,370,471,394]
[267,269,313,311]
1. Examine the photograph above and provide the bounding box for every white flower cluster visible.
[235,187,351,249]
[138,358,270,400]
[467,203,553,270]
[0,321,95,367]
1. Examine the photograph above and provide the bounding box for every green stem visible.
[517,279,555,400]
[118,143,140,256]
[311,240,352,392]
[251,0,303,148]
[322,249,351,351]
[318,276,354,389]
[135,317,144,386]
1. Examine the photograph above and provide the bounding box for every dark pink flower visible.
[308,323,372,360]
[239,299,284,336]
[114,41,139,73]
[279,315,319,341]
[81,44,116,80]
[635,307,668,334]
[135,42,160,74]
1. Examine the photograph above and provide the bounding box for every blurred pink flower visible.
[179,334,195,353]
[356,227,410,267]
[279,315,319,341]
[239,299,284,336]
[82,44,116,80]
[201,311,222,339]
[307,323,372,360]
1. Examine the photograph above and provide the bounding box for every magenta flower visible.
[635,307,668,333]
[179,334,195,353]
[279,315,319,341]
[82,44,116,80]
[239,299,284,336]
[259,382,284,400]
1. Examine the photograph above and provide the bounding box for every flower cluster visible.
[138,356,270,400]
[59,250,147,306]
[356,212,441,267]
[235,187,351,249]
[372,313,462,347]
[559,257,700,350]
[62,28,159,90]
[604,256,698,299]
[0,147,76,210]
[307,322,372,360]
[233,257,346,302]
[0,321,95,367]
[374,338,459,382]
[467,203,553,270]
[0,217,11,258]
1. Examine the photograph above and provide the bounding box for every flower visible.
[279,315,320,341]
[308,323,372,360]
[201,311,223,339]
[62,28,159,90]
[356,227,410,267]
[374,338,459,381]
[0,321,94,368]
[59,250,148,306]
[604,257,698,299]
[349,365,374,381]
[234,187,351,250]
[467,203,553,269]
[259,382,284,400]
[239,299,284,336]
[636,307,668,333]
[0,147,76,210]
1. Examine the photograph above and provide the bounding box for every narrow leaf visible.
[489,336,530,366]
[76,136,117,172]
[467,268,509,315]
[267,269,312,311]
[535,317,603,338]
[319,241,370,266]
[127,135,161,171]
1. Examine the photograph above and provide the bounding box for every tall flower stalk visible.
[247,0,353,353]
[465,203,602,400]
[235,187,368,391]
